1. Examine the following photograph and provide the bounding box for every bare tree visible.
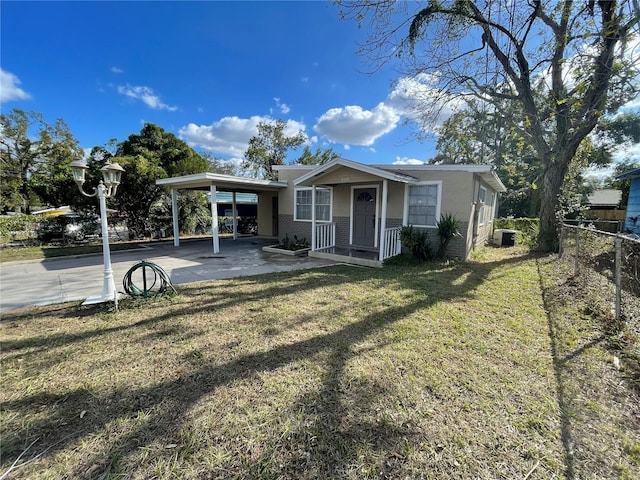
[337,0,640,251]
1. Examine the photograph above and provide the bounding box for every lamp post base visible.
[82,292,121,306]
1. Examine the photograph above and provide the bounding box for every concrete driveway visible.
[0,237,338,312]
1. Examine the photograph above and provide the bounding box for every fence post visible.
[559,225,564,257]
[575,225,580,276]
[615,234,622,322]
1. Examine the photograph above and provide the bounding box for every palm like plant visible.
[436,213,462,258]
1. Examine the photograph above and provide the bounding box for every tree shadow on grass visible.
[1,251,539,478]
[538,256,640,480]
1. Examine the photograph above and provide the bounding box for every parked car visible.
[36,214,99,243]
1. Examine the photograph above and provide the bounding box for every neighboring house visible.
[585,189,622,210]
[581,189,625,233]
[208,192,258,217]
[616,168,640,236]
[157,158,506,266]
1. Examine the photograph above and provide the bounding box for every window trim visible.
[478,186,487,226]
[403,181,442,229]
[293,186,333,223]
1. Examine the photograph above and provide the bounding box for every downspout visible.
[472,178,481,249]
[171,188,180,247]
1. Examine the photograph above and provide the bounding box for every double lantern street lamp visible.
[69,159,125,306]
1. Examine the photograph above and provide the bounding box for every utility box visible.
[493,229,517,247]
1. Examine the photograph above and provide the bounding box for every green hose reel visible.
[123,260,177,298]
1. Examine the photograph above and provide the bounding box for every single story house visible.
[157,158,506,266]
[616,167,640,236]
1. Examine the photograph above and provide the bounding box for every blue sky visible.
[1,0,441,169]
[2,1,638,177]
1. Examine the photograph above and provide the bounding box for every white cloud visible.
[111,66,123,74]
[314,103,400,146]
[386,73,464,130]
[0,69,31,103]
[393,156,426,165]
[622,96,640,110]
[117,84,177,111]
[613,140,640,163]
[273,97,291,114]
[312,72,464,148]
[179,116,307,158]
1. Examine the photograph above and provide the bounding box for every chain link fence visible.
[559,224,639,346]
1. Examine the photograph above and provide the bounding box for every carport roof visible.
[156,172,287,192]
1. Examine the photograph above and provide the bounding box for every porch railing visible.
[315,222,335,250]
[383,226,402,260]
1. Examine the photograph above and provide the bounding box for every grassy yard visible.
[1,247,637,479]
[0,242,145,263]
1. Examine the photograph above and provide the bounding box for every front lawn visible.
[0,242,145,263]
[1,247,637,479]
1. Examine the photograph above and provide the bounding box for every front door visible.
[352,188,376,248]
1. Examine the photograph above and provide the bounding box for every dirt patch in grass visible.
[1,246,637,479]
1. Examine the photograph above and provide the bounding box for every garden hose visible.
[123,260,177,298]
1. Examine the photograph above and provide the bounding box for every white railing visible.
[383,226,402,259]
[315,222,336,250]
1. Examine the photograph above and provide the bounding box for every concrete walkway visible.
[0,237,338,312]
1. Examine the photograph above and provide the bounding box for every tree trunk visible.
[537,160,565,252]
[20,173,31,214]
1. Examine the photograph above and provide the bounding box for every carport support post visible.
[171,188,180,247]
[311,184,317,250]
[232,191,238,240]
[210,184,220,254]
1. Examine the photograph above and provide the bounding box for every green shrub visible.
[494,217,539,249]
[400,225,432,261]
[280,234,309,250]
[0,214,44,242]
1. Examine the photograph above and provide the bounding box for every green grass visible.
[1,247,637,479]
[0,242,146,263]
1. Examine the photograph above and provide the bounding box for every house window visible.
[406,182,441,227]
[479,186,487,204]
[294,187,332,222]
[479,186,487,226]
[485,191,495,224]
[478,187,495,226]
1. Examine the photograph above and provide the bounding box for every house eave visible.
[156,172,288,191]
[292,158,418,186]
[616,168,640,180]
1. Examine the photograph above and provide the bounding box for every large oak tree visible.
[0,109,82,213]
[338,0,640,251]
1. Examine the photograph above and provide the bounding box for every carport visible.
[156,173,287,253]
